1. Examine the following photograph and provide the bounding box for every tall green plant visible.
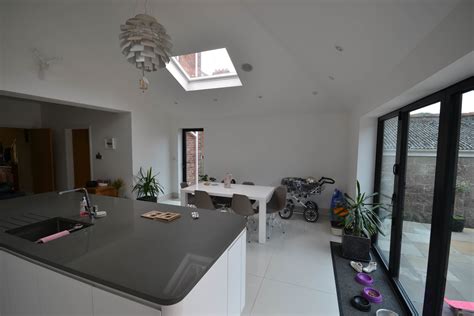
[132,167,164,198]
[344,181,385,238]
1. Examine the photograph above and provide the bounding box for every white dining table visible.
[180,182,275,244]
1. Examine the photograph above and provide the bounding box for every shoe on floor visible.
[350,261,363,273]
[363,261,377,273]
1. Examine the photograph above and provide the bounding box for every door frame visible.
[65,127,93,189]
[181,128,204,183]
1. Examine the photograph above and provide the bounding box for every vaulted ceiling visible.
[0,0,466,118]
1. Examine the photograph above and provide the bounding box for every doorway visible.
[71,129,92,188]
[182,129,204,184]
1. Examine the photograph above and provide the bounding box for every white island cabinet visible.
[0,229,246,316]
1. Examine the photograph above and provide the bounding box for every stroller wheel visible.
[304,201,319,222]
[279,201,294,219]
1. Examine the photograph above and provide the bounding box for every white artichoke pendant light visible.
[119,3,172,92]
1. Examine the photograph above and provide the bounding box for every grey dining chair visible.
[257,185,287,238]
[194,190,216,210]
[242,181,256,204]
[180,182,195,206]
[231,194,258,241]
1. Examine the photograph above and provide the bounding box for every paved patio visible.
[377,220,474,313]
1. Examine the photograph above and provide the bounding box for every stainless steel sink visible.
[5,217,93,242]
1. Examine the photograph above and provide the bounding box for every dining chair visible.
[231,194,258,241]
[261,185,287,238]
[180,182,195,206]
[242,181,256,204]
[194,190,216,210]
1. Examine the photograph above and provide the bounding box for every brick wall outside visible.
[380,154,474,227]
[185,131,204,184]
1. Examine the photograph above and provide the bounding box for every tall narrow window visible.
[182,129,204,184]
[399,102,441,313]
[444,90,474,314]
[377,117,399,262]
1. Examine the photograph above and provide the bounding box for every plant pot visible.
[137,196,157,203]
[342,233,372,262]
[330,221,344,236]
[451,217,465,232]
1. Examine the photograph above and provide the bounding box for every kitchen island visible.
[0,193,247,316]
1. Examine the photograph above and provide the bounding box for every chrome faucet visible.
[58,188,95,218]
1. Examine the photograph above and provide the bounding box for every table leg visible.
[180,190,188,206]
[258,198,266,243]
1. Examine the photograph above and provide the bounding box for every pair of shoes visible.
[363,261,377,273]
[350,261,363,273]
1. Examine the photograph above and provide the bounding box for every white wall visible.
[0,2,174,197]
[130,102,172,199]
[171,111,350,208]
[0,96,42,128]
[347,0,474,196]
[40,103,134,197]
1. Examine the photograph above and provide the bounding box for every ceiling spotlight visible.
[312,91,318,96]
[328,75,335,80]
[213,98,218,102]
[241,63,253,72]
[258,95,263,99]
[335,45,344,52]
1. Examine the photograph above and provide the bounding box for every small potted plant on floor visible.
[342,181,385,261]
[133,167,164,202]
[451,180,470,232]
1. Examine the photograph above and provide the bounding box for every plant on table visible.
[341,181,385,261]
[132,167,164,202]
[111,178,124,196]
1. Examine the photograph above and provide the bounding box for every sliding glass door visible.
[376,116,399,262]
[373,77,474,315]
[444,90,474,314]
[399,102,441,313]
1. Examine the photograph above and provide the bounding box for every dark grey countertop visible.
[0,193,246,306]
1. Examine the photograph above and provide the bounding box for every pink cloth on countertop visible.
[37,230,70,243]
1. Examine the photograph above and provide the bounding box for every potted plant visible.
[132,167,164,202]
[111,178,124,197]
[342,181,385,262]
[451,180,470,232]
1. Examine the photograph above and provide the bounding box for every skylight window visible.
[166,48,242,91]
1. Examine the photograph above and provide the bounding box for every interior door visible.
[72,129,91,188]
[30,128,55,193]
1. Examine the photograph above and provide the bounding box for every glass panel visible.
[443,90,474,314]
[399,102,441,314]
[377,117,399,262]
[173,48,237,80]
[184,131,204,184]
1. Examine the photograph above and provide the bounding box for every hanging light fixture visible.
[119,5,172,92]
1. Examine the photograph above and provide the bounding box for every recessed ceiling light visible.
[312,91,318,95]
[328,75,335,80]
[213,98,218,102]
[241,63,253,72]
[258,95,263,99]
[335,45,344,52]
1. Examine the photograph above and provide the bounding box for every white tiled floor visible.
[161,199,341,316]
[243,215,340,316]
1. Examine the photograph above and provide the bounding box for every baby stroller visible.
[279,176,335,222]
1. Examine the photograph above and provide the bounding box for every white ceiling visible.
[0,0,465,118]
